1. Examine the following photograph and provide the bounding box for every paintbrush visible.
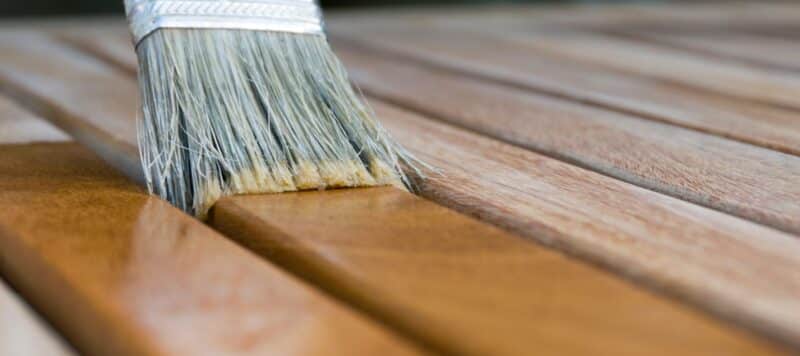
[125,0,420,217]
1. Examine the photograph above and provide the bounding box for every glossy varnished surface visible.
[0,118,423,355]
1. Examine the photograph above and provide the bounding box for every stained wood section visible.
[0,143,423,356]
[0,93,422,356]
[0,28,792,354]
[0,278,76,356]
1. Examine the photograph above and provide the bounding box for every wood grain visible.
[0,29,791,355]
[210,186,788,356]
[368,100,800,350]
[613,31,800,72]
[325,43,800,237]
[1,278,76,356]
[0,86,422,356]
[327,25,800,157]
[496,30,800,110]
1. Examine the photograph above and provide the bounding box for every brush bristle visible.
[135,29,420,217]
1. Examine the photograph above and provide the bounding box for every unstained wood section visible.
[329,43,800,236]
[0,96,69,144]
[614,31,800,72]
[495,30,800,110]
[0,29,791,355]
[0,278,76,356]
[328,26,800,160]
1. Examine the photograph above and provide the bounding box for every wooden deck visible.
[0,3,799,355]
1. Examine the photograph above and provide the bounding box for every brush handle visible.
[125,0,324,45]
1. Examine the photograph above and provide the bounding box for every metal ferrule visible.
[125,0,324,45]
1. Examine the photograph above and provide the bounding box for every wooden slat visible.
[324,35,800,237]
[496,30,800,110]
[0,78,421,356]
[613,31,800,72]
[0,29,790,355]
[0,96,70,144]
[328,25,800,157]
[1,278,76,356]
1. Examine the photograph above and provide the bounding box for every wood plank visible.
[0,28,793,355]
[0,95,70,144]
[327,25,800,158]
[322,34,800,237]
[495,30,800,110]
[612,31,800,72]
[0,83,422,356]
[1,278,76,356]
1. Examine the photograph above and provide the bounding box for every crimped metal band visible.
[125,0,324,45]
